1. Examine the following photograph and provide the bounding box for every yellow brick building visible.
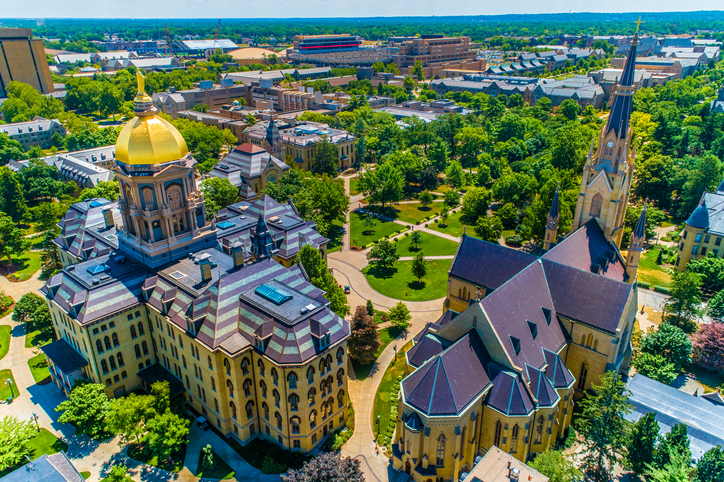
[0,28,54,97]
[675,188,724,270]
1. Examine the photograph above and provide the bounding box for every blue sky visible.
[1,0,722,18]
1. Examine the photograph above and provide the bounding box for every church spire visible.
[543,185,561,251]
[251,215,277,261]
[604,22,639,141]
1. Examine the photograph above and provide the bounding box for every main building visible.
[41,73,350,453]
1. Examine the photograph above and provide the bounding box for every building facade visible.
[388,35,484,78]
[675,185,724,270]
[0,28,54,97]
[41,73,347,454]
[0,117,66,150]
[209,143,289,201]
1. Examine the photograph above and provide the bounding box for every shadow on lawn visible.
[407,280,427,291]
[365,265,398,279]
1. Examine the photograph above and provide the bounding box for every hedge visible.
[653,285,671,294]
[637,281,650,289]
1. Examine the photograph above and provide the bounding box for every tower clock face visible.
[607,141,614,148]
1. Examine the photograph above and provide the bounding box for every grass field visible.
[351,326,403,381]
[372,340,412,446]
[350,212,401,247]
[0,369,16,400]
[128,443,187,473]
[195,450,235,479]
[362,259,452,302]
[327,221,344,254]
[366,203,440,224]
[0,325,11,362]
[350,178,361,195]
[0,429,67,478]
[428,211,470,238]
[28,353,51,384]
[0,252,43,281]
[395,232,459,256]
[25,316,55,349]
[637,247,673,289]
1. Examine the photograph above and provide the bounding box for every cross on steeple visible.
[634,16,644,34]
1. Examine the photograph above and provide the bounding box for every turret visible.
[543,185,561,251]
[251,215,277,262]
[625,204,647,283]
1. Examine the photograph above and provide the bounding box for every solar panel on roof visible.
[255,284,293,305]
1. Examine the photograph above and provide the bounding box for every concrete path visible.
[0,270,46,301]
[654,225,678,248]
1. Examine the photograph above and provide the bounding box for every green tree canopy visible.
[529,449,582,482]
[200,177,239,220]
[0,416,36,472]
[298,245,349,316]
[55,383,111,437]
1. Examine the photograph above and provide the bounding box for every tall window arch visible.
[101,359,109,374]
[130,325,137,338]
[273,389,280,408]
[309,410,317,428]
[260,380,267,398]
[116,352,124,367]
[337,368,344,386]
[590,193,603,218]
[290,416,300,434]
[227,379,234,398]
[289,393,299,411]
[137,322,145,335]
[135,345,141,358]
[272,368,278,385]
[104,336,111,350]
[211,377,216,391]
[275,412,282,430]
[494,420,502,447]
[535,415,544,444]
[307,367,315,384]
[246,401,255,419]
[337,390,345,408]
[337,347,344,365]
[262,402,269,420]
[257,359,265,376]
[96,339,104,354]
[308,388,316,405]
[243,379,252,397]
[288,372,298,389]
[241,358,249,375]
[167,185,183,209]
[436,434,445,466]
[510,425,519,453]
[578,363,588,391]
[230,401,237,420]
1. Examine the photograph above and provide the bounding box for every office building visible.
[0,117,66,150]
[0,28,54,97]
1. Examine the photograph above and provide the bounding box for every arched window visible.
[227,379,234,398]
[436,434,445,466]
[182,355,187,368]
[578,363,588,391]
[137,322,144,335]
[101,359,109,374]
[134,345,141,358]
[290,416,300,434]
[275,412,282,429]
[494,420,502,447]
[510,425,519,453]
[246,401,255,419]
[535,416,544,444]
[230,401,237,420]
[337,369,344,386]
[260,380,267,398]
[208,356,213,370]
[587,334,593,347]
[142,187,155,208]
[319,359,326,373]
[308,388,316,405]
[307,367,315,384]
[320,380,326,396]
[241,358,249,375]
[262,402,269,420]
[337,347,344,365]
[272,368,278,386]
[289,393,299,411]
[223,358,231,376]
[243,379,252,397]
[109,356,117,370]
[130,325,137,338]
[142,340,148,355]
[590,193,603,218]
[326,355,333,372]
[273,390,280,408]
[167,185,183,210]
[288,372,297,389]
[117,352,124,367]
[96,339,104,354]
[257,359,265,376]
[104,336,111,350]
[309,410,317,428]
[211,377,216,391]
[337,390,345,408]
[185,375,190,388]
[459,427,466,460]
[112,333,119,347]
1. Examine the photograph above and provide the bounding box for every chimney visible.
[509,467,520,481]
[102,209,114,229]
[230,241,244,268]
[199,259,212,282]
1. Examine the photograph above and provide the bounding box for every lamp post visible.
[393,344,397,360]
[376,415,380,441]
[31,412,40,432]
[5,379,14,399]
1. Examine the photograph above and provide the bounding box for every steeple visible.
[251,215,277,261]
[604,22,639,141]
[625,204,647,283]
[543,185,561,251]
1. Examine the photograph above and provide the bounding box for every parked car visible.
[344,285,351,294]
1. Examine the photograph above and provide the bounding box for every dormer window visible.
[510,336,521,356]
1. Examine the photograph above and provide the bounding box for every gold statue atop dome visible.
[134,71,152,104]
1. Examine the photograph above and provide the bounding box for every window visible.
[578,363,588,391]
[717,237,722,246]
[293,440,300,449]
[705,235,711,244]
[185,376,190,388]
[683,230,688,239]
[510,425,519,453]
[243,379,252,397]
[309,410,317,428]
[702,247,708,256]
[695,233,702,242]
[114,375,120,383]
[535,416,544,444]
[138,363,144,371]
[142,341,148,355]
[459,427,466,460]
[290,394,299,411]
[589,193,603,217]
[288,372,297,389]
[138,322,145,335]
[258,359,265,376]
[494,421,502,447]
[337,369,344,386]
[337,390,345,408]
[208,356,213,370]
[214,399,219,412]
[211,377,216,391]
[182,355,187,368]
[104,336,111,350]
[308,388,316,405]
[117,352,124,367]
[307,367,315,384]
[715,249,720,258]
[291,416,300,434]
[273,390,280,408]
[101,359,109,374]
[127,314,133,321]
[275,412,282,430]
[272,368,278,386]
[337,347,344,365]
[436,434,445,466]
[260,380,267,398]
[109,356,117,370]
[241,358,249,375]
[96,339,104,354]
[246,401,254,419]
[693,246,699,255]
[224,358,231,375]
[131,325,137,338]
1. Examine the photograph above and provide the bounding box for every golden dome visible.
[115,72,189,166]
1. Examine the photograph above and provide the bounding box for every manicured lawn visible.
[362,259,452,302]
[350,178,361,195]
[29,235,46,250]
[25,317,56,349]
[0,369,16,400]
[366,203,441,224]
[327,221,344,254]
[80,472,91,480]
[351,326,404,381]
[28,353,51,384]
[28,429,67,462]
[395,232,459,256]
[0,251,43,281]
[0,325,11,362]
[428,211,470,238]
[195,450,235,479]
[127,443,187,473]
[350,212,402,247]
[637,247,673,289]
[372,340,412,449]
[228,437,309,473]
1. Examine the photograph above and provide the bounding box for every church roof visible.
[486,367,535,416]
[633,205,648,239]
[548,186,560,221]
[543,349,575,388]
[406,333,452,369]
[525,364,559,407]
[686,196,711,229]
[604,35,637,140]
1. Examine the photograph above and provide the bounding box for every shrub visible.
[505,235,522,247]
[261,456,287,474]
[638,281,651,289]
[654,286,671,294]
[0,293,14,313]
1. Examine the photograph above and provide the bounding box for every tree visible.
[492,172,537,208]
[150,380,171,415]
[707,290,724,322]
[461,187,491,222]
[311,135,339,176]
[368,239,399,270]
[362,214,377,235]
[55,383,111,437]
[654,424,691,471]
[200,177,238,220]
[639,323,692,371]
[366,299,374,317]
[411,251,427,285]
[0,168,27,223]
[695,446,724,482]
[443,190,459,208]
[33,202,66,233]
[439,205,450,226]
[107,393,154,445]
[529,449,582,482]
[418,190,434,209]
[691,322,724,374]
[0,416,36,471]
[409,231,423,251]
[626,411,659,475]
[347,306,381,365]
[632,352,679,384]
[550,123,588,172]
[575,371,633,482]
[368,162,405,207]
[444,161,466,190]
[78,180,120,201]
[105,464,132,482]
[202,444,215,470]
[298,245,349,316]
[665,271,702,331]
[245,113,257,126]
[497,203,517,228]
[0,212,31,265]
[0,133,26,165]
[688,257,724,293]
[99,83,123,119]
[474,215,503,243]
[12,292,46,324]
[388,301,411,329]
[411,60,425,81]
[145,411,189,461]
[647,449,694,482]
[281,452,364,482]
[559,99,581,120]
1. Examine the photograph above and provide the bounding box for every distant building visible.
[388,35,484,78]
[431,75,537,104]
[531,75,605,109]
[588,68,675,102]
[675,180,724,269]
[176,110,249,140]
[7,145,115,188]
[55,50,134,65]
[152,82,249,117]
[172,39,238,56]
[0,117,66,150]
[0,452,84,482]
[611,56,700,79]
[222,67,333,87]
[288,34,395,67]
[460,446,548,482]
[209,143,289,200]
[103,56,184,72]
[0,28,54,97]
[711,86,724,113]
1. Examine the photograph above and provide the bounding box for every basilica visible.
[392,33,645,482]
[40,72,349,453]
